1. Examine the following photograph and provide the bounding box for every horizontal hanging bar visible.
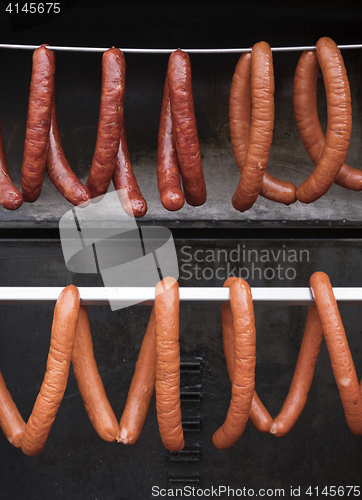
[0,43,361,54]
[0,287,361,305]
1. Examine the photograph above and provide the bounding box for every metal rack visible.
[0,43,362,53]
[0,287,361,305]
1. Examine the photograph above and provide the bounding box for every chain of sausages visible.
[230,36,359,212]
[1,273,361,454]
[157,49,207,210]
[219,272,362,449]
[0,278,184,455]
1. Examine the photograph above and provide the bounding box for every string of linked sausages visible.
[0,272,361,455]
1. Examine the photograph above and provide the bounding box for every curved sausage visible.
[72,305,119,442]
[260,172,297,205]
[296,38,352,203]
[86,48,125,199]
[221,277,272,434]
[0,372,26,448]
[167,49,207,207]
[270,305,323,436]
[157,76,185,212]
[112,108,147,218]
[118,308,156,444]
[229,51,296,206]
[232,42,275,212]
[20,285,80,456]
[229,52,252,173]
[212,278,256,449]
[47,97,91,206]
[293,49,362,192]
[154,277,184,452]
[0,124,23,210]
[310,272,362,435]
[20,45,55,203]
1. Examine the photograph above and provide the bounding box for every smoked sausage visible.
[310,272,362,435]
[167,50,207,207]
[157,76,185,211]
[296,38,352,203]
[0,124,23,210]
[232,42,276,212]
[293,49,362,192]
[154,277,184,452]
[47,97,91,206]
[118,308,156,444]
[230,51,296,206]
[72,305,119,442]
[213,278,256,449]
[20,285,80,456]
[112,108,147,218]
[86,48,125,199]
[20,45,55,202]
[270,305,324,436]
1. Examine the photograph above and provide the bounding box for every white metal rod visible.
[0,287,361,306]
[0,43,361,54]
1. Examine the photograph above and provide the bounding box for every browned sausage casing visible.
[86,48,125,199]
[213,278,256,449]
[296,38,352,203]
[232,42,275,212]
[310,272,362,435]
[154,277,184,452]
[0,124,23,210]
[20,285,80,456]
[167,50,207,207]
[20,45,55,202]
[229,51,296,206]
[157,76,185,211]
[0,372,26,448]
[72,305,119,442]
[118,308,156,444]
[112,108,147,218]
[47,97,91,206]
[293,49,362,191]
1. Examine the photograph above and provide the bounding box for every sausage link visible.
[310,272,362,435]
[270,305,323,436]
[229,52,252,173]
[221,277,272,435]
[20,285,80,456]
[157,76,185,211]
[119,308,156,444]
[296,38,352,203]
[47,97,91,206]
[167,49,207,207]
[260,172,297,205]
[72,305,119,442]
[20,45,55,202]
[230,51,296,206]
[213,278,256,449]
[232,42,275,212]
[112,108,147,218]
[0,372,26,447]
[154,277,184,452]
[86,48,125,198]
[293,49,362,192]
[0,123,23,210]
